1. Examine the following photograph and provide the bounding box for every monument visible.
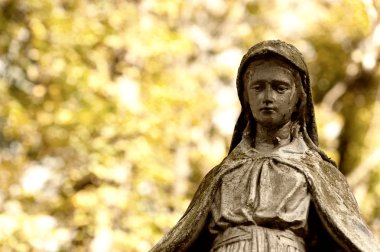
[150,40,380,251]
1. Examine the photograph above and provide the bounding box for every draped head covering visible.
[229,40,319,153]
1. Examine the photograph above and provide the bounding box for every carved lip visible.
[260,107,276,112]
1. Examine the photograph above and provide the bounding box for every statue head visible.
[229,40,319,153]
[243,55,306,129]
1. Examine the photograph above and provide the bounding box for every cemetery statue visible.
[150,40,380,251]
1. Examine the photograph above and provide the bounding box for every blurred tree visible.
[0,0,379,251]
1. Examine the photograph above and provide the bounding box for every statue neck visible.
[254,121,293,152]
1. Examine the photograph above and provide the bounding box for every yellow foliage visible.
[0,0,379,251]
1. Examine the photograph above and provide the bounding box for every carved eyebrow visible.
[249,80,292,86]
[249,81,265,87]
[271,80,292,86]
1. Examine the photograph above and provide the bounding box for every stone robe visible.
[150,136,380,252]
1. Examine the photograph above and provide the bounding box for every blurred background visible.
[0,0,379,251]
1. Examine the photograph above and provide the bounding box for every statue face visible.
[244,60,299,128]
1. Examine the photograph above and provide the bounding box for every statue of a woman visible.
[150,40,380,252]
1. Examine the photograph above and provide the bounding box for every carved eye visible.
[275,85,288,93]
[254,86,262,91]
[250,84,263,91]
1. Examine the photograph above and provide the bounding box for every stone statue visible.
[150,40,380,251]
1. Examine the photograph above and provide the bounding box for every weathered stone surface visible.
[150,40,380,252]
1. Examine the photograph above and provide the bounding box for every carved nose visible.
[263,86,273,103]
